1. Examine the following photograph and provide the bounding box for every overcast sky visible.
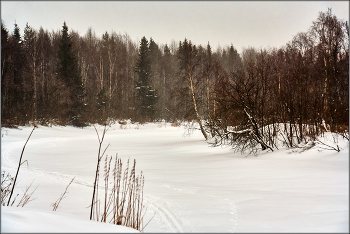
[1,1,349,52]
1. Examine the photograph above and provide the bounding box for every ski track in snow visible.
[2,136,69,170]
[1,135,190,232]
[161,183,239,232]
[2,136,93,188]
[144,194,187,232]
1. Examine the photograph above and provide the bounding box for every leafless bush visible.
[208,118,275,156]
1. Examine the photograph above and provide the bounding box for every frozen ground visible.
[1,122,349,232]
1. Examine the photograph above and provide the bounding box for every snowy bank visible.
[1,206,139,233]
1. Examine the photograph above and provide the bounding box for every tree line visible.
[1,9,348,150]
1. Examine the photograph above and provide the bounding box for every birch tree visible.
[177,39,208,140]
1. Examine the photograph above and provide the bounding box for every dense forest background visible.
[1,9,348,151]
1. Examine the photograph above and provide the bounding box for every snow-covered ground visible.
[1,205,139,233]
[1,122,349,232]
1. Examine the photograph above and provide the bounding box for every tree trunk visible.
[188,67,208,140]
[33,61,37,120]
[323,56,328,111]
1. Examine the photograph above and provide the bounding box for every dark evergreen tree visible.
[228,44,243,72]
[57,22,85,126]
[1,22,11,123]
[13,23,21,42]
[135,36,158,121]
[10,23,27,123]
[149,38,161,63]
[148,38,162,118]
[1,21,9,76]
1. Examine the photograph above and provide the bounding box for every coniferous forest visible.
[1,9,349,151]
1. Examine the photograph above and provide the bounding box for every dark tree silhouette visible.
[57,22,85,126]
[134,36,158,121]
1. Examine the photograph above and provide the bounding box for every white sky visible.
[1,1,349,52]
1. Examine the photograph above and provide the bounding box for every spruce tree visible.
[1,22,10,122]
[57,22,85,126]
[11,23,26,123]
[135,36,158,121]
[228,44,243,72]
[13,23,21,43]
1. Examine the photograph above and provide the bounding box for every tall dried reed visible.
[101,154,147,231]
[95,154,151,231]
[90,123,152,231]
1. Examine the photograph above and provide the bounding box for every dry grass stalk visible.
[89,123,152,231]
[1,172,14,205]
[1,171,37,207]
[52,177,75,211]
[92,154,151,232]
[17,180,38,207]
[101,156,112,222]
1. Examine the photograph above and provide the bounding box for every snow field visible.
[1,122,349,232]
